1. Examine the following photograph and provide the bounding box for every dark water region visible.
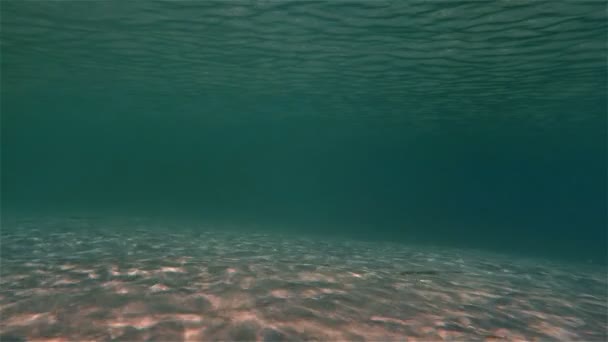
[0,1,607,339]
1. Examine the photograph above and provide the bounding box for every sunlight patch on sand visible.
[108,316,157,329]
[172,314,203,323]
[127,268,150,276]
[184,327,204,341]
[300,289,319,298]
[532,322,579,340]
[271,289,291,298]
[159,266,185,273]
[298,272,336,283]
[109,266,121,276]
[4,313,56,327]
[52,277,80,286]
[370,315,415,326]
[149,283,170,292]
[59,264,76,271]
[319,288,346,295]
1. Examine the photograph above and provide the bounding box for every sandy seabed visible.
[1,217,606,341]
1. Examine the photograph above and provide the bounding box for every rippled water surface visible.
[2,0,606,122]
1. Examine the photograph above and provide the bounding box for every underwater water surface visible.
[1,0,607,341]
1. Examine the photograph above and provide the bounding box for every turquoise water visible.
[2,1,606,264]
[1,2,607,340]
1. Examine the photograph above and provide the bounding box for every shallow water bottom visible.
[1,218,606,341]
